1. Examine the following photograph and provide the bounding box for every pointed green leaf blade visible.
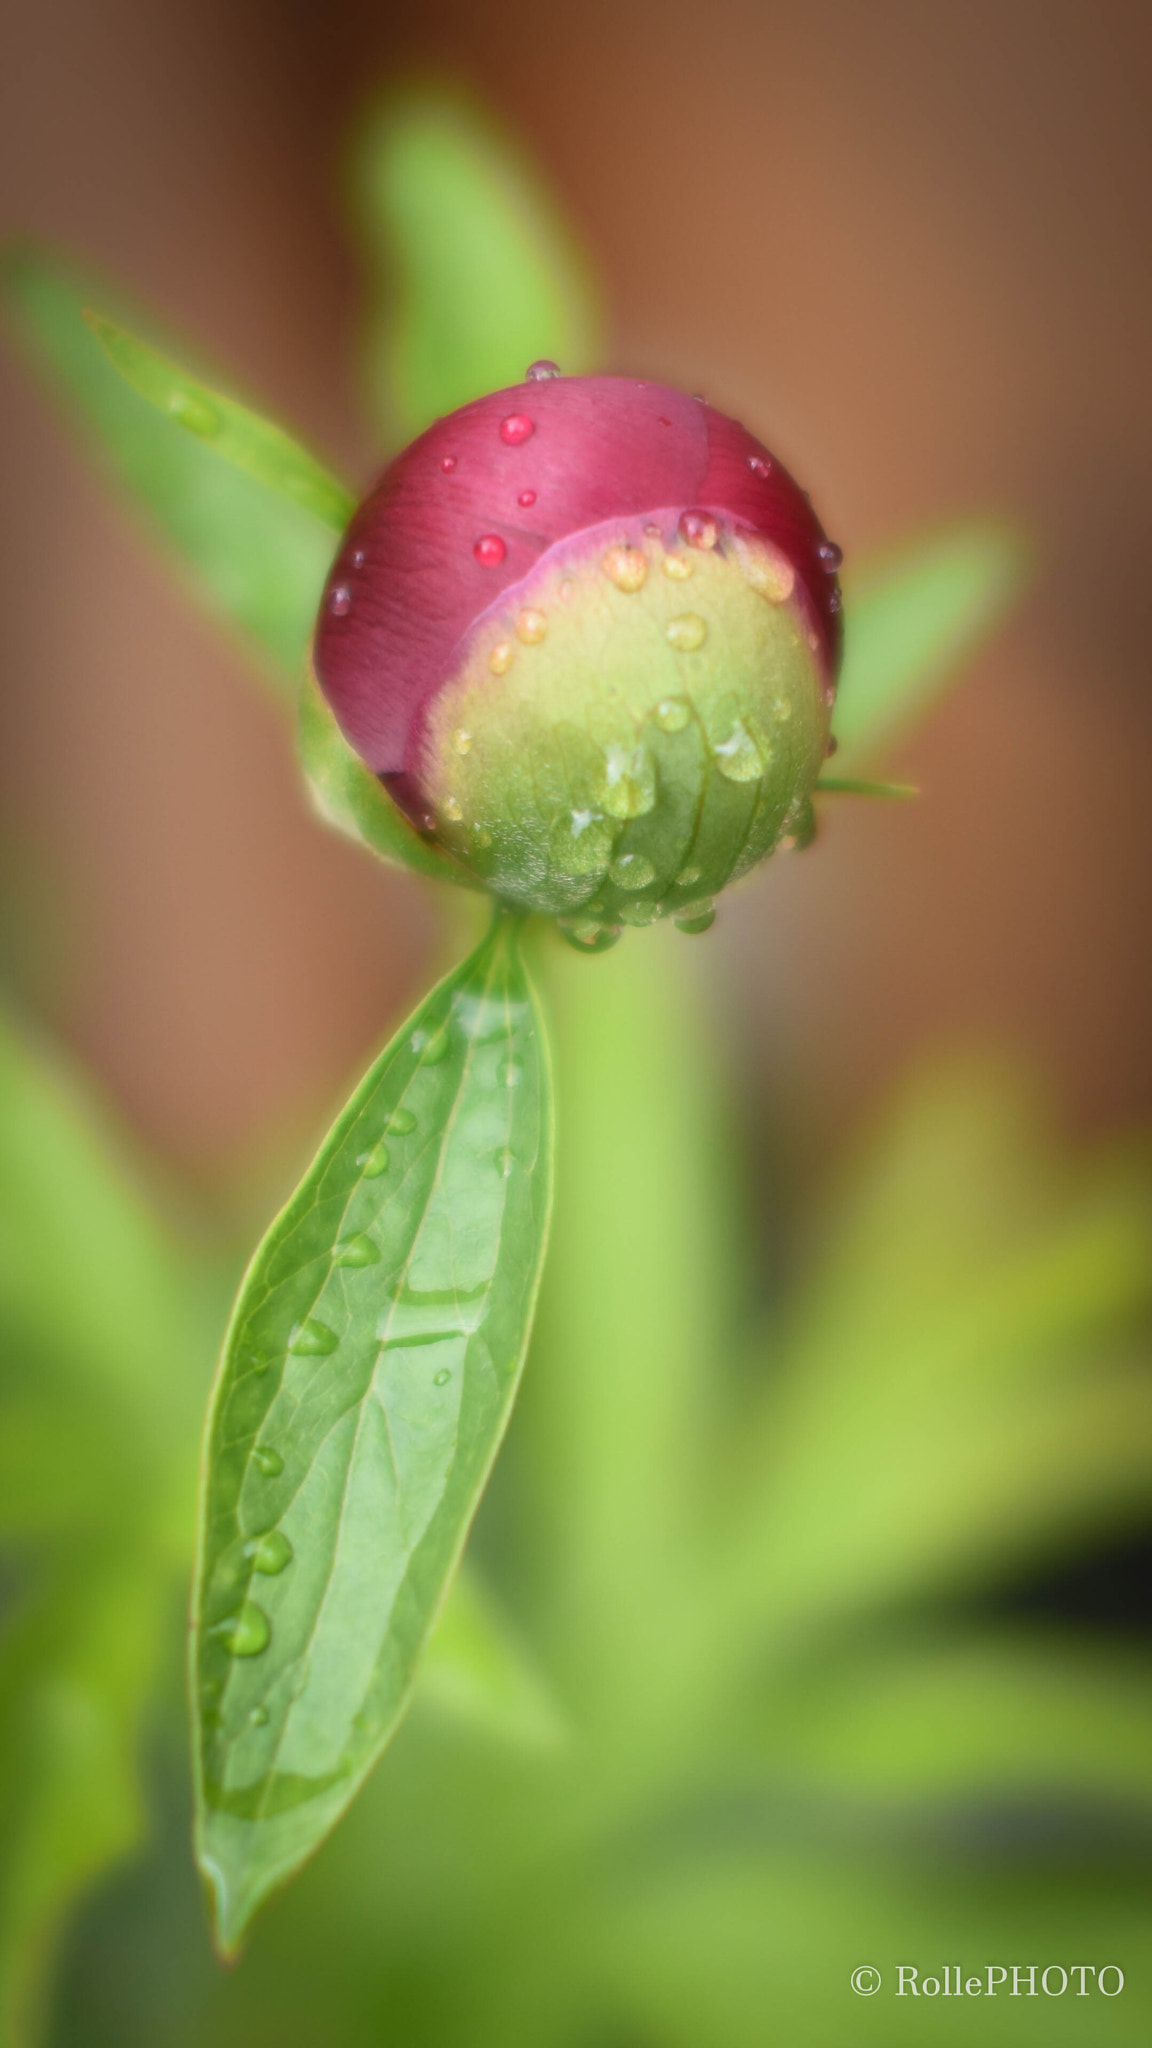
[192,911,553,1952]
[2,247,342,688]
[84,309,354,533]
[833,523,1030,763]
[352,92,601,439]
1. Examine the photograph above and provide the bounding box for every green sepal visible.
[297,663,479,887]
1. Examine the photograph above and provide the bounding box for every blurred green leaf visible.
[193,910,553,1954]
[352,92,600,439]
[2,248,340,689]
[418,1565,565,1750]
[834,524,1030,764]
[85,310,353,532]
[718,1060,1152,1650]
[297,665,473,886]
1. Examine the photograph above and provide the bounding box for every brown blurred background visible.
[1,0,1149,1214]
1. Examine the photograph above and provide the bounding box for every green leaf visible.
[192,909,553,1953]
[296,664,473,887]
[351,91,601,439]
[816,777,918,799]
[84,309,354,533]
[833,523,1030,764]
[2,247,342,689]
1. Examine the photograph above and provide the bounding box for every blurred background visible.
[2,2,1152,2045]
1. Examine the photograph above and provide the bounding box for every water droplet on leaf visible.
[253,1445,283,1478]
[288,1317,338,1355]
[357,1142,389,1178]
[247,1528,293,1575]
[216,1601,270,1658]
[433,1368,451,1386]
[249,1703,269,1726]
[558,918,623,953]
[334,1232,381,1267]
[413,1025,450,1065]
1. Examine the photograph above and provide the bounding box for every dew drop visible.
[442,795,464,822]
[557,918,623,953]
[714,722,764,782]
[657,415,672,427]
[474,826,493,847]
[676,864,702,887]
[772,694,794,723]
[453,728,473,754]
[253,1444,283,1478]
[288,1317,338,1355]
[662,552,693,580]
[666,612,707,653]
[327,584,352,617]
[674,898,716,935]
[619,899,661,927]
[433,1368,451,1386]
[357,1142,389,1178]
[496,1145,516,1177]
[598,744,657,820]
[609,851,657,890]
[247,1528,293,1575]
[168,389,220,437]
[603,545,648,593]
[825,733,839,758]
[351,548,366,569]
[747,453,772,478]
[499,413,535,445]
[679,510,718,550]
[517,488,537,508]
[413,1024,450,1065]
[474,534,507,567]
[440,454,458,472]
[654,696,691,733]
[526,359,561,380]
[216,1601,270,1658]
[249,1703,270,1727]
[515,608,548,644]
[387,1107,417,1135]
[334,1231,381,1267]
[818,539,843,570]
[489,641,514,675]
[500,1060,523,1088]
[828,588,842,615]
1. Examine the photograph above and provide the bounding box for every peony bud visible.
[313,373,842,945]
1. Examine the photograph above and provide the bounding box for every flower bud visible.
[313,374,842,943]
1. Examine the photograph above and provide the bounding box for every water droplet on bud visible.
[663,552,693,580]
[518,488,537,507]
[499,414,535,445]
[440,455,458,473]
[327,584,352,616]
[674,899,716,934]
[603,545,648,593]
[443,795,464,822]
[818,540,843,570]
[666,613,708,652]
[619,899,661,927]
[351,548,366,568]
[558,918,623,953]
[475,534,507,567]
[516,608,548,644]
[676,864,702,887]
[526,359,561,380]
[679,510,718,550]
[654,697,691,733]
[598,745,657,820]
[714,722,764,782]
[747,454,771,478]
[609,851,657,890]
[454,729,473,754]
[489,641,514,674]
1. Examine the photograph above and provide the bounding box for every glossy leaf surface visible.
[192,912,552,1953]
[352,92,600,438]
[834,522,1029,762]
[2,249,342,688]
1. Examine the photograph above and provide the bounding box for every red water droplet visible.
[657,416,671,427]
[518,489,537,508]
[474,534,507,567]
[499,414,535,446]
[440,454,458,472]
[328,584,352,616]
[350,548,366,568]
[679,509,718,550]
[747,454,771,479]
